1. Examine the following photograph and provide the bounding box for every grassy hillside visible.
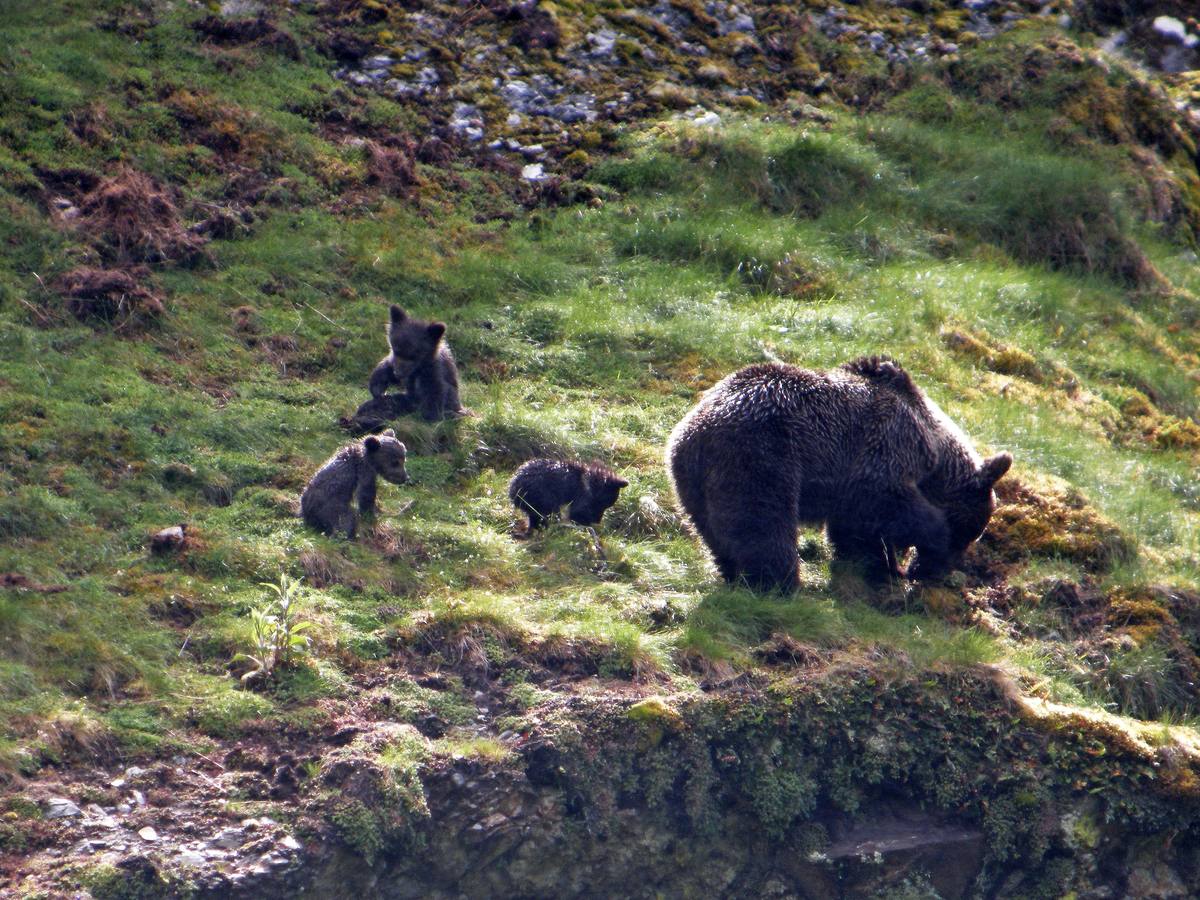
[4,0,1200,893]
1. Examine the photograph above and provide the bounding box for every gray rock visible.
[521,163,547,182]
[210,828,246,850]
[719,13,755,36]
[449,104,484,142]
[178,850,207,867]
[45,798,82,819]
[585,28,617,61]
[220,0,263,15]
[362,55,395,71]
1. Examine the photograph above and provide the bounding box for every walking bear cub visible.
[509,459,629,534]
[369,305,465,422]
[301,431,409,538]
[667,357,1011,591]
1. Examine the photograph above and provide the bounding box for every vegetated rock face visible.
[49,671,1190,899]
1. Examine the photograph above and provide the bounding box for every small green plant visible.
[235,575,317,687]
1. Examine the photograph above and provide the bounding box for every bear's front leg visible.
[356,475,378,519]
[881,488,950,580]
[827,520,893,583]
[336,509,358,540]
[369,357,398,399]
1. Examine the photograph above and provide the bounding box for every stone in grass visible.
[45,798,82,819]
[150,524,187,556]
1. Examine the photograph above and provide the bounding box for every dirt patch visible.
[77,169,207,266]
[164,89,278,169]
[193,15,299,58]
[364,138,419,197]
[54,266,166,331]
[0,573,68,594]
[977,476,1136,574]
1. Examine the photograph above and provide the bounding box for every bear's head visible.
[911,452,1011,579]
[364,430,409,485]
[567,465,629,526]
[387,305,446,379]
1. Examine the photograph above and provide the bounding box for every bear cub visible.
[301,430,408,538]
[508,459,629,534]
[369,304,465,422]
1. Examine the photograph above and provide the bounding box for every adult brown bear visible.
[666,357,1011,591]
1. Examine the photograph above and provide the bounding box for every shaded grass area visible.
[2,0,1200,777]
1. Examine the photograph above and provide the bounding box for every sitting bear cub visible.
[368,304,465,422]
[508,458,629,534]
[667,357,1011,590]
[301,430,408,539]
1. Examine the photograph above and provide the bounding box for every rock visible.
[149,525,186,555]
[131,790,146,807]
[1152,16,1196,47]
[279,835,302,851]
[45,798,82,819]
[209,828,246,849]
[787,811,984,899]
[362,54,395,71]
[138,826,159,842]
[585,28,617,61]
[449,104,484,142]
[220,0,262,15]
[682,107,721,127]
[719,12,755,36]
[521,163,547,181]
[177,850,206,867]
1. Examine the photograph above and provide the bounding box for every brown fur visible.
[300,431,408,539]
[508,458,628,532]
[667,358,1011,591]
[368,305,465,421]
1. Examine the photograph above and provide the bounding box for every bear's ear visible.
[389,305,407,324]
[364,436,381,453]
[979,452,1012,487]
[612,477,629,488]
[427,322,446,343]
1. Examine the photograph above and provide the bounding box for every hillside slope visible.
[3,0,1200,896]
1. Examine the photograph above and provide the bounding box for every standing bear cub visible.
[369,304,465,422]
[667,357,1011,591]
[301,430,409,538]
[509,459,629,534]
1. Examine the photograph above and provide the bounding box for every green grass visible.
[2,0,1200,774]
